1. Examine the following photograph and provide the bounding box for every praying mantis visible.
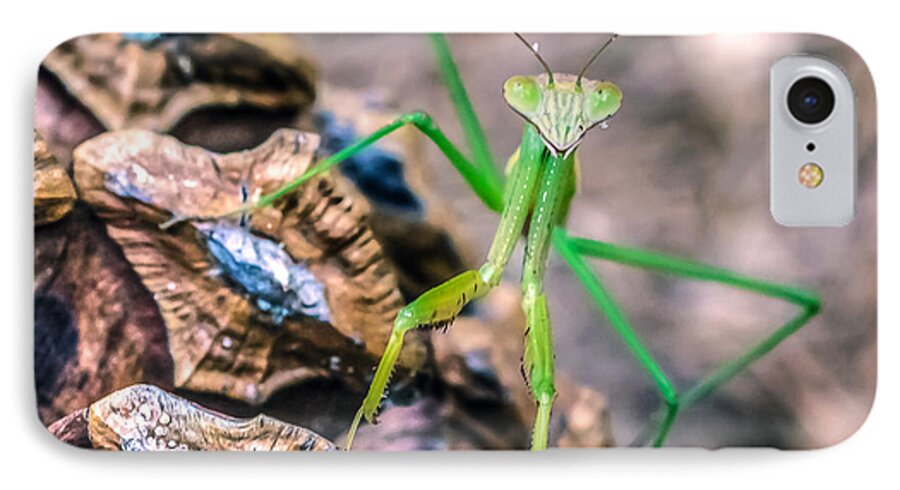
[164,33,821,450]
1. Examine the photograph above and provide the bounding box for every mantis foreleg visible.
[345,125,547,449]
[520,152,575,450]
[345,269,491,448]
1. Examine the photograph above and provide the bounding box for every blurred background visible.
[299,33,876,447]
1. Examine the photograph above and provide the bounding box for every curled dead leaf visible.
[73,129,425,404]
[50,384,334,451]
[42,34,315,134]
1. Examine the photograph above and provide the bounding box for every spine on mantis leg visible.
[521,288,555,397]
[407,270,490,333]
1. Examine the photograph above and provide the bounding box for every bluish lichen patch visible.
[314,111,423,214]
[204,223,330,325]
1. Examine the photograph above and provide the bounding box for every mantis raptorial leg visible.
[520,151,575,449]
[164,33,821,449]
[345,124,547,448]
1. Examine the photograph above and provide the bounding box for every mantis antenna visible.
[514,32,555,85]
[576,34,619,88]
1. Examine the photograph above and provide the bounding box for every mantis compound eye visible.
[585,81,622,123]
[503,75,542,115]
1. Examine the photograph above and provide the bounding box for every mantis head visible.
[503,34,623,157]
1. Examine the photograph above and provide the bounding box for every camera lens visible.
[787,77,835,124]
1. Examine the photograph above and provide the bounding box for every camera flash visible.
[798,162,824,188]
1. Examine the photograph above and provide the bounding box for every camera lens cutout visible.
[787,77,835,124]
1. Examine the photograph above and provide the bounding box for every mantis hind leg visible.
[429,34,498,186]
[553,230,821,446]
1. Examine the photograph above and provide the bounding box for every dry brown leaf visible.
[50,384,334,451]
[43,34,315,133]
[73,129,425,404]
[33,131,76,225]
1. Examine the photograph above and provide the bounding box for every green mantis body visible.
[165,34,821,450]
[346,35,626,449]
